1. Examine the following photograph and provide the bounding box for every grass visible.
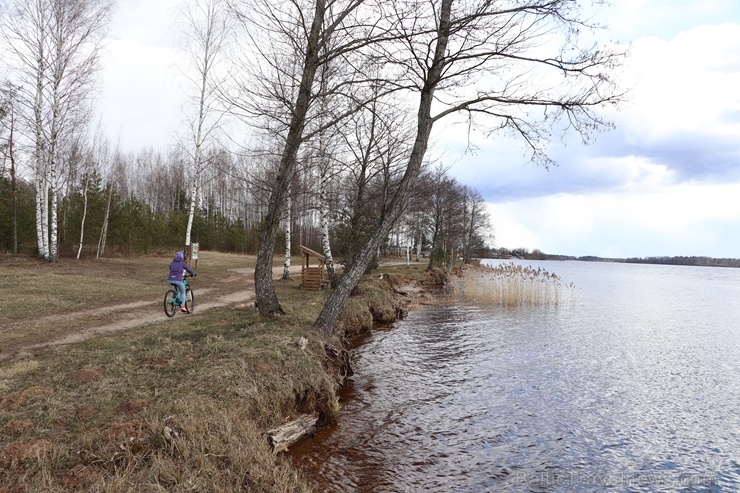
[0,251,251,323]
[0,252,433,492]
[0,251,266,353]
[453,262,575,306]
[0,300,332,491]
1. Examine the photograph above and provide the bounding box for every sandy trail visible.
[0,267,282,360]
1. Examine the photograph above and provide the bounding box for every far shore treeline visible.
[502,248,740,268]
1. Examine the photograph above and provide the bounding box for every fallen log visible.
[266,413,319,453]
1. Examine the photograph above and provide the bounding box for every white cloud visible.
[620,24,740,143]
[489,181,740,258]
[98,0,185,150]
[456,8,740,258]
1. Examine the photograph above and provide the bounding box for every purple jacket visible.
[168,251,195,281]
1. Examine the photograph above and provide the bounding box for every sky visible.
[97,0,740,259]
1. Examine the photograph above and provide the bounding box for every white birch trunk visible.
[416,227,421,261]
[319,165,335,282]
[48,78,60,263]
[185,72,205,253]
[35,170,48,259]
[185,175,198,250]
[47,17,64,264]
[282,190,291,280]
[406,242,410,268]
[33,16,48,260]
[76,175,89,259]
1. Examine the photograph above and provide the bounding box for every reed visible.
[454,262,575,306]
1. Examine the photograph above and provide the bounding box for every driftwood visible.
[325,343,354,378]
[266,413,318,453]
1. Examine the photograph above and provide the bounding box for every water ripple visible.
[289,262,740,492]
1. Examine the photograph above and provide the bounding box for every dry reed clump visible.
[455,262,575,306]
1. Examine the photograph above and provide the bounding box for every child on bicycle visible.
[168,251,196,312]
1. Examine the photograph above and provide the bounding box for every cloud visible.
[449,16,740,257]
[98,0,185,150]
[488,181,740,258]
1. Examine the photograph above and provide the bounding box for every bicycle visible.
[164,274,195,317]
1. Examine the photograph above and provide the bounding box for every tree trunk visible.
[319,161,336,285]
[35,172,48,260]
[254,0,326,317]
[9,110,18,255]
[76,174,89,259]
[185,176,198,260]
[313,0,452,336]
[34,63,48,260]
[48,72,60,263]
[97,182,113,258]
[415,226,421,262]
[282,190,291,280]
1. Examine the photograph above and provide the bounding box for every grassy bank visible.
[0,254,441,492]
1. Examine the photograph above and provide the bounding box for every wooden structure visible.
[299,245,326,290]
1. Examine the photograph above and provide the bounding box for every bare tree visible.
[0,83,20,255]
[96,144,123,258]
[177,0,232,263]
[314,0,624,334]
[226,0,390,316]
[330,84,414,272]
[460,186,491,263]
[2,0,51,258]
[2,0,113,262]
[75,124,108,259]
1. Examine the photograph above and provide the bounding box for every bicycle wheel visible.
[185,288,195,314]
[164,290,178,317]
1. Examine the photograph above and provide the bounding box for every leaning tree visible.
[314,0,624,334]
[226,0,391,316]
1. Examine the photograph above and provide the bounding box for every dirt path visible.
[0,267,281,361]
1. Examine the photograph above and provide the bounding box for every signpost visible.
[191,243,199,270]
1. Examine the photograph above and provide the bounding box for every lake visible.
[289,260,740,492]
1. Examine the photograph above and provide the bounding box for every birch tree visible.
[282,185,292,279]
[314,0,624,334]
[178,0,231,263]
[2,0,51,259]
[2,0,112,262]
[315,63,337,285]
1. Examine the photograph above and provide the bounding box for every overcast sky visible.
[98,0,740,259]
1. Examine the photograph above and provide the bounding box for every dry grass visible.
[0,301,337,491]
[0,252,432,492]
[453,262,575,306]
[0,251,253,322]
[0,252,268,354]
[0,253,331,492]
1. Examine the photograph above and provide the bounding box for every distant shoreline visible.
[484,254,740,268]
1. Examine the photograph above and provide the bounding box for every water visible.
[289,261,740,492]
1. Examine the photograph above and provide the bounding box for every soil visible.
[0,267,281,362]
